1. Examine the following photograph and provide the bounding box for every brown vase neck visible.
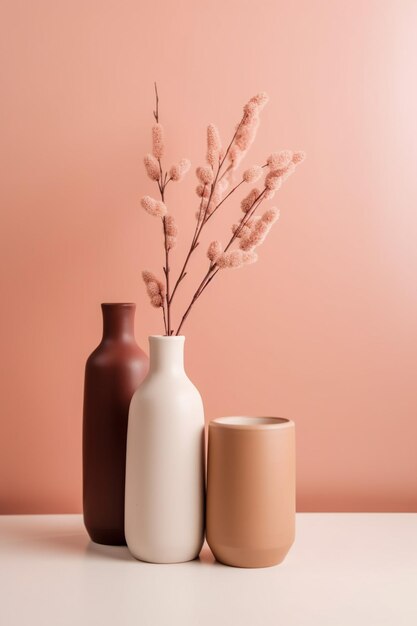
[101,303,136,342]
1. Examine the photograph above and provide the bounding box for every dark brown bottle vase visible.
[83,303,149,545]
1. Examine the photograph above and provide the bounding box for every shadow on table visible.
[2,517,217,565]
[38,535,217,566]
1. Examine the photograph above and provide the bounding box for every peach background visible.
[1,0,417,513]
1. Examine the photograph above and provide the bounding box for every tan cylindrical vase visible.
[206,417,295,568]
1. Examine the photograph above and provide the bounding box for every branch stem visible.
[175,187,266,334]
[169,115,248,314]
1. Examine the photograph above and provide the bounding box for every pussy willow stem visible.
[203,179,245,225]
[175,188,266,335]
[158,170,173,335]
[152,82,172,335]
[169,189,206,304]
[169,116,247,312]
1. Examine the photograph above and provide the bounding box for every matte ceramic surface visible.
[206,416,295,568]
[83,303,149,545]
[125,336,205,563]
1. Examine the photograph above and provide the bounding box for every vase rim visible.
[101,302,136,307]
[210,416,294,430]
[149,335,185,341]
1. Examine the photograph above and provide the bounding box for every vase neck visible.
[148,336,185,375]
[101,303,136,342]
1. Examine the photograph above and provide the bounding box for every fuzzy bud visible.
[196,183,210,198]
[150,295,163,307]
[207,240,223,262]
[282,161,296,180]
[152,123,164,159]
[241,188,260,213]
[292,151,306,164]
[248,92,269,111]
[232,223,252,239]
[207,124,222,168]
[267,150,293,170]
[166,236,176,250]
[234,116,259,152]
[170,158,191,182]
[165,215,178,237]
[144,154,160,181]
[239,209,279,251]
[164,215,178,250]
[243,165,263,183]
[265,171,283,191]
[216,248,259,269]
[196,165,214,185]
[141,195,168,217]
[228,92,268,171]
[142,270,165,308]
[216,250,245,269]
[239,221,268,251]
[243,250,258,265]
[262,207,280,224]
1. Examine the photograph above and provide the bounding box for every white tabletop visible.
[0,514,416,626]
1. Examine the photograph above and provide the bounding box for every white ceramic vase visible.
[125,335,205,563]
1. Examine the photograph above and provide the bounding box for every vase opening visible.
[148,335,185,339]
[101,302,135,307]
[211,416,293,429]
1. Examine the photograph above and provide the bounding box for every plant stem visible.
[175,188,266,335]
[175,265,214,335]
[204,178,245,224]
[162,218,171,335]
[169,117,247,313]
[153,82,159,122]
[159,179,172,335]
[152,83,172,335]
[225,189,267,250]
[162,301,168,335]
[169,189,206,304]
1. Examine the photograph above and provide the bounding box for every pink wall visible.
[1,0,416,513]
